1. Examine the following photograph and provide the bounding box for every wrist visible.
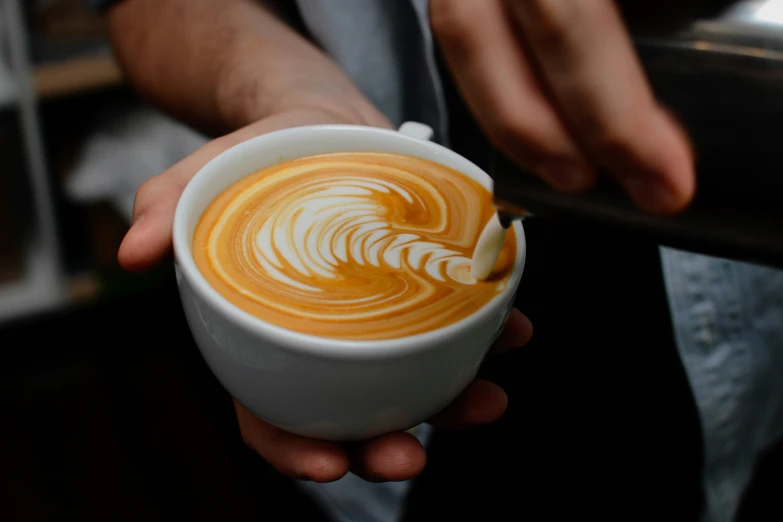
[215,47,390,131]
[218,79,391,132]
[270,90,393,129]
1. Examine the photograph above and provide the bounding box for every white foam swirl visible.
[252,177,476,291]
[195,153,514,339]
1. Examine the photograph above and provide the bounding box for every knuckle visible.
[493,116,535,150]
[132,178,158,211]
[429,0,463,34]
[517,0,591,47]
[490,115,558,167]
[135,177,157,198]
[133,161,193,213]
[591,123,638,161]
[526,1,567,33]
[430,0,485,50]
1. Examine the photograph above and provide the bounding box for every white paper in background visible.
[0,3,18,107]
[64,105,208,222]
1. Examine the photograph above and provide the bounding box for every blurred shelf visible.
[0,71,18,109]
[0,0,127,327]
[33,54,123,100]
[0,260,174,326]
[0,242,67,324]
[0,268,104,325]
[0,276,64,324]
[0,1,163,326]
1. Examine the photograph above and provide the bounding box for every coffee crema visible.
[193,152,516,340]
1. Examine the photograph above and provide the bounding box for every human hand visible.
[118,102,534,482]
[235,309,532,482]
[431,0,696,214]
[118,103,389,272]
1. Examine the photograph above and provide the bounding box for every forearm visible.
[106,0,381,134]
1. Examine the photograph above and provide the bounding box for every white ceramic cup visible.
[172,121,526,441]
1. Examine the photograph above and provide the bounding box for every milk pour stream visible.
[471,213,508,280]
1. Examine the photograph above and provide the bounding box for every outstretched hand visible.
[118,104,533,482]
[235,308,531,482]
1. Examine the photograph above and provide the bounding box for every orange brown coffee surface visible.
[193,152,515,340]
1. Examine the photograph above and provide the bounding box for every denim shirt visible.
[89,0,783,520]
[660,249,783,521]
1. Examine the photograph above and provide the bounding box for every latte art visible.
[193,152,516,340]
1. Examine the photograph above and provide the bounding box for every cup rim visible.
[173,124,526,359]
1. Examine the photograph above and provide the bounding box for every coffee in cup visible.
[173,122,525,440]
[192,151,516,340]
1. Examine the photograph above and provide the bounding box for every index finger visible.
[508,0,695,214]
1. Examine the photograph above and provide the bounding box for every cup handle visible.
[398,121,434,142]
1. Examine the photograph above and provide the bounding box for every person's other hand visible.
[118,103,534,482]
[431,0,695,214]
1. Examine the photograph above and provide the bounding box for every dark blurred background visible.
[0,1,782,521]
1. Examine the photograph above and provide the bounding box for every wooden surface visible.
[33,54,123,99]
